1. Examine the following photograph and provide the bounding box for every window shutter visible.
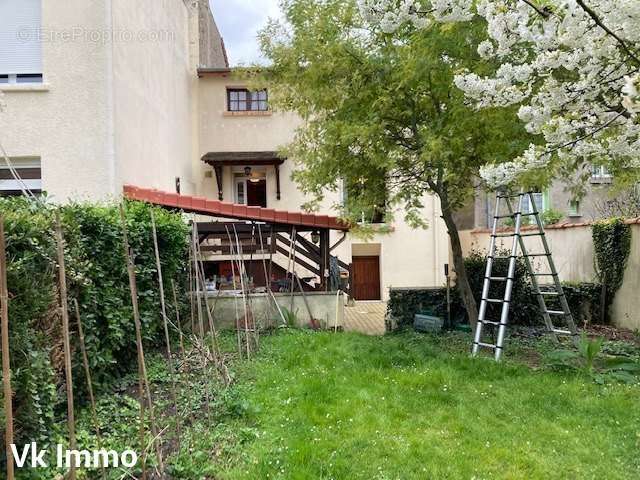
[0,0,42,75]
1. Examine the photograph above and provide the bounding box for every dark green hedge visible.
[387,250,602,331]
[0,198,189,446]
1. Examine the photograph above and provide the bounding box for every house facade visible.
[466,170,623,231]
[0,0,225,200]
[1,0,450,301]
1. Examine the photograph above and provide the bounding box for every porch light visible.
[244,166,252,176]
[311,231,320,244]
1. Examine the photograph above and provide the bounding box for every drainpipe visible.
[105,0,116,196]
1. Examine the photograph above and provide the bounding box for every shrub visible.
[0,198,189,447]
[541,209,564,225]
[387,250,602,331]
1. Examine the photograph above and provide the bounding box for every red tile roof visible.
[123,185,350,231]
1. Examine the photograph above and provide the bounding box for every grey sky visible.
[209,0,282,66]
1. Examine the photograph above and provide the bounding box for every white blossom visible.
[622,75,640,115]
[357,0,640,188]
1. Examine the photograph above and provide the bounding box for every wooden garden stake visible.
[119,205,164,477]
[150,211,181,448]
[0,216,14,480]
[55,212,77,480]
[73,299,107,480]
[188,247,196,334]
[170,279,185,355]
[191,227,205,341]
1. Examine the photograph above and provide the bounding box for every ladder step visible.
[486,276,513,281]
[493,233,517,238]
[488,255,514,260]
[480,320,505,326]
[520,232,544,237]
[532,272,557,276]
[496,193,524,199]
[539,291,561,296]
[524,253,550,257]
[475,342,502,349]
[494,214,515,219]
[483,298,508,304]
[552,328,574,336]
[546,310,566,315]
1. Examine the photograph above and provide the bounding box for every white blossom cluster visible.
[623,75,640,115]
[357,0,640,188]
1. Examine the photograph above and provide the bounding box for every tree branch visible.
[519,0,552,19]
[575,0,640,66]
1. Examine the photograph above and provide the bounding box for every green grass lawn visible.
[215,331,640,480]
[57,329,639,479]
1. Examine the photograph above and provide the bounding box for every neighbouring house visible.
[463,168,631,230]
[0,0,451,301]
[0,0,226,200]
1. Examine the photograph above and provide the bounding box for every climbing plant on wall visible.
[592,218,631,322]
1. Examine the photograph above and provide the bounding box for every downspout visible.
[105,0,116,196]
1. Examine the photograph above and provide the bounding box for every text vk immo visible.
[11,443,138,469]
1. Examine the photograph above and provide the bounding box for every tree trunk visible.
[439,196,478,333]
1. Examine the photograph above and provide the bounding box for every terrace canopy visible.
[123,185,350,291]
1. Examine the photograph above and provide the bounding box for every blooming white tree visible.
[358,0,640,189]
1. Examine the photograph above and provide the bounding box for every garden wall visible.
[459,220,640,331]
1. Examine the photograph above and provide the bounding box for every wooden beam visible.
[319,229,330,291]
[275,164,281,200]
[213,165,223,201]
[276,234,320,264]
[275,245,320,276]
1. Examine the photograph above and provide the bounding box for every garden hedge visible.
[0,197,189,447]
[387,250,602,331]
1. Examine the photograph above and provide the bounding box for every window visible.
[0,158,42,196]
[523,192,544,214]
[568,199,581,217]
[1,73,43,85]
[591,165,612,181]
[0,0,43,80]
[227,89,269,112]
[343,173,388,225]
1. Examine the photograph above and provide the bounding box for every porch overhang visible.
[122,185,350,232]
[201,151,286,201]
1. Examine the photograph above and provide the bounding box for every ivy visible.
[388,249,603,331]
[592,218,631,313]
[0,197,190,449]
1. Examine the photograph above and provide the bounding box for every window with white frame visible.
[568,199,581,217]
[0,0,43,83]
[0,158,42,196]
[591,164,612,180]
[522,192,544,214]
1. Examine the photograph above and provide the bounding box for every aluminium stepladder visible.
[472,191,579,360]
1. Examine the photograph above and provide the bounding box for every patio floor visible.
[344,301,387,335]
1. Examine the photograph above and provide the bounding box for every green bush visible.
[541,209,564,225]
[388,250,602,331]
[0,198,189,447]
[592,218,631,322]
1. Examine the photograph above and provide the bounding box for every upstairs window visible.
[0,0,43,80]
[591,164,612,180]
[227,89,269,112]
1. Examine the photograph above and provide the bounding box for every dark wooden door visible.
[352,256,381,300]
[247,179,267,207]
